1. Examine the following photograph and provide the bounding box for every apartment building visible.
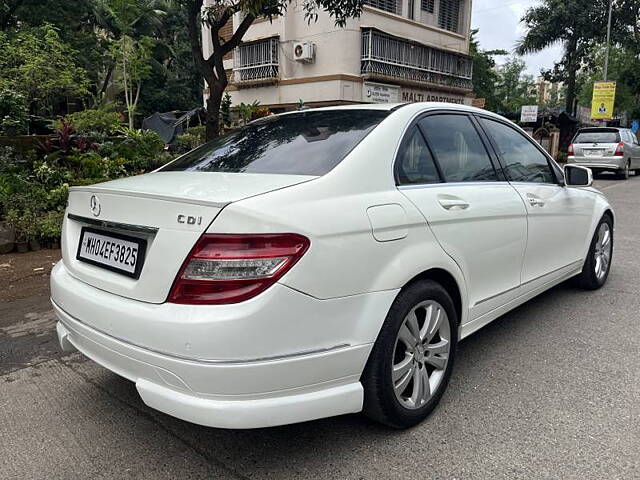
[536,76,564,107]
[202,0,474,111]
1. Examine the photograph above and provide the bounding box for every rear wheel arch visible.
[402,268,463,325]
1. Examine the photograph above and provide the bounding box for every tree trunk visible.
[205,85,223,141]
[564,37,579,116]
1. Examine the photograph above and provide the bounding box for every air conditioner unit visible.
[293,41,315,63]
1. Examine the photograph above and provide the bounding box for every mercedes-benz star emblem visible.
[90,195,101,217]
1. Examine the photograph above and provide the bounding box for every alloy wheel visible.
[392,300,451,409]
[594,222,612,281]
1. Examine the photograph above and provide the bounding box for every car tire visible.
[618,161,630,180]
[361,280,458,429]
[575,214,613,290]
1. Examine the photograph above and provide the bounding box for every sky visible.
[471,0,564,77]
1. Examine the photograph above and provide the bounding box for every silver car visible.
[568,127,640,179]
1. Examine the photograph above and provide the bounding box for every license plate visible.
[586,149,603,156]
[76,227,146,279]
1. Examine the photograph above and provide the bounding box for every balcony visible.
[361,28,473,91]
[233,37,279,85]
[364,0,464,34]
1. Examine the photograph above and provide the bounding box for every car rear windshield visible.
[573,130,620,144]
[160,109,390,176]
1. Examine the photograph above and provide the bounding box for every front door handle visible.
[438,198,470,211]
[527,194,545,207]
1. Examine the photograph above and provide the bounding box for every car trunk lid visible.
[62,171,314,303]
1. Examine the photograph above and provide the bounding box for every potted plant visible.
[7,210,36,253]
[0,220,15,254]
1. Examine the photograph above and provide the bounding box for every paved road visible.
[2,173,639,479]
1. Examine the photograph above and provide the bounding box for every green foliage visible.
[111,128,166,171]
[60,107,122,135]
[517,0,609,113]
[577,45,640,119]
[176,126,206,153]
[469,30,507,112]
[0,87,29,135]
[0,24,90,116]
[494,58,538,114]
[220,92,232,129]
[111,35,155,128]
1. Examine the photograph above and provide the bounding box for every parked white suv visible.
[51,104,614,429]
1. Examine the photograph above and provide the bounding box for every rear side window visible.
[419,114,498,182]
[395,128,440,185]
[574,130,620,144]
[161,110,389,176]
[479,118,555,184]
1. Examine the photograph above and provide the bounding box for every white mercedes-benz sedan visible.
[51,103,614,429]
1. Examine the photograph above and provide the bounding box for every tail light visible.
[568,143,574,155]
[614,142,624,156]
[168,233,310,305]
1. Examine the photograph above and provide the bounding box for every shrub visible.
[60,107,122,135]
[0,88,29,135]
[176,126,206,153]
[113,128,165,172]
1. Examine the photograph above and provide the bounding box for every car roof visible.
[278,102,498,117]
[577,127,623,132]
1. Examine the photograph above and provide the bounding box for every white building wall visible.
[203,0,474,109]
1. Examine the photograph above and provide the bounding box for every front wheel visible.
[362,280,458,428]
[575,215,613,290]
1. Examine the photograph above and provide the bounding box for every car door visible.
[396,112,528,322]
[477,116,596,288]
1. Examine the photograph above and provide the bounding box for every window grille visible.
[361,29,473,90]
[438,0,461,33]
[421,0,434,13]
[233,37,279,83]
[364,0,400,15]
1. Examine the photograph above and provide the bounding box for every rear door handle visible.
[527,194,545,207]
[438,198,470,211]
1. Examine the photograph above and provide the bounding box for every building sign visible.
[591,81,616,121]
[400,87,468,105]
[363,82,400,103]
[471,98,486,109]
[520,105,538,123]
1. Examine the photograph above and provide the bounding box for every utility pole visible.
[603,0,613,81]
[602,0,613,126]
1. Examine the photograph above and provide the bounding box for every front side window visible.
[161,110,389,176]
[419,114,498,182]
[479,118,556,184]
[396,127,440,185]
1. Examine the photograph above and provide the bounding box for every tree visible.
[469,29,507,112]
[111,35,155,128]
[180,0,364,140]
[0,25,90,116]
[577,44,640,119]
[516,0,608,115]
[494,57,537,114]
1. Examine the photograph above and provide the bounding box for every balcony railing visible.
[361,29,473,90]
[233,37,279,84]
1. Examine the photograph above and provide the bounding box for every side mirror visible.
[564,164,593,187]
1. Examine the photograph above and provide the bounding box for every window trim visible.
[474,114,563,186]
[394,125,444,186]
[394,110,505,187]
[398,110,504,186]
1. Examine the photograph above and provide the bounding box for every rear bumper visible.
[55,313,363,428]
[51,261,398,428]
[567,156,626,170]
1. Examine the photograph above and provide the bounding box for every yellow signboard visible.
[591,81,616,120]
